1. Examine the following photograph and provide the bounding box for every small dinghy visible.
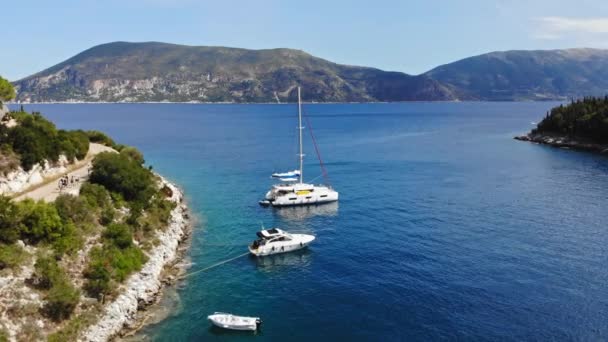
[207,312,261,331]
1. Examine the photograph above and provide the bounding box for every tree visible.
[17,200,64,244]
[89,152,155,204]
[0,76,15,104]
[43,279,80,321]
[103,223,133,249]
[119,146,145,165]
[79,183,115,225]
[0,196,20,243]
[55,194,93,226]
[35,256,80,321]
[32,256,63,289]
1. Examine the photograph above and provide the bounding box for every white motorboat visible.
[248,228,315,256]
[207,312,261,331]
[260,87,338,207]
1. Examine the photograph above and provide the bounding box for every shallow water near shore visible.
[13,102,608,340]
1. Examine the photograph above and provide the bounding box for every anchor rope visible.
[179,252,250,279]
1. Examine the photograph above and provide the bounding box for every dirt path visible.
[13,143,115,202]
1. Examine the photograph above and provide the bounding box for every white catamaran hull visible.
[262,185,339,207]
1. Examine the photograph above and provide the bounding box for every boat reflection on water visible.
[249,248,313,271]
[208,324,264,336]
[272,201,338,221]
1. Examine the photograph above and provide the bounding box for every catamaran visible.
[259,87,339,207]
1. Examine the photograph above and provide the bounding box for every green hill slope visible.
[425,48,608,101]
[14,42,457,103]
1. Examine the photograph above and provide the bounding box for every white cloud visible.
[534,17,608,40]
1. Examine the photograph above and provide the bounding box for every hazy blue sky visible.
[3,0,608,80]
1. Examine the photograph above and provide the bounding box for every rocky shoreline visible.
[514,133,608,155]
[80,177,192,342]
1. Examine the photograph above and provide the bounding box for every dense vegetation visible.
[0,110,90,171]
[0,110,177,337]
[0,76,15,104]
[533,96,608,143]
[33,256,80,321]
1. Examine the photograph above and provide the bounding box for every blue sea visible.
[12,102,608,341]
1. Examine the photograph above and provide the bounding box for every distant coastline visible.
[8,99,568,106]
[515,133,608,154]
[515,97,608,155]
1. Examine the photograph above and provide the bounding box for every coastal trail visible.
[13,143,115,202]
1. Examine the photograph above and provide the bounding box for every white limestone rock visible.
[0,155,71,195]
[80,178,189,342]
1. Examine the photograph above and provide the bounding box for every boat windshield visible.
[251,239,266,247]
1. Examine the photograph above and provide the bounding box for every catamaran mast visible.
[298,87,304,184]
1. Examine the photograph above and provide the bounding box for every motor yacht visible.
[248,228,315,256]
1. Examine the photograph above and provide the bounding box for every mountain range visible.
[12,42,608,103]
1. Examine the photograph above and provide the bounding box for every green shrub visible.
[13,200,82,255]
[32,256,63,289]
[7,125,45,170]
[84,244,146,300]
[43,279,80,322]
[55,194,94,227]
[119,146,145,165]
[103,223,133,249]
[84,130,116,148]
[57,130,89,161]
[34,256,80,321]
[0,329,8,342]
[138,194,176,235]
[109,245,146,282]
[0,112,89,170]
[7,112,61,170]
[0,145,20,175]
[80,183,112,208]
[79,183,115,225]
[0,243,29,270]
[16,199,63,244]
[0,75,15,103]
[83,246,113,300]
[51,221,82,256]
[0,196,20,243]
[89,152,155,204]
[47,309,100,342]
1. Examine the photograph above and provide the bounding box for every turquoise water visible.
[14,102,608,340]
